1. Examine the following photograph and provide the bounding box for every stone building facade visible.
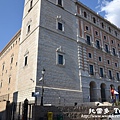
[0,0,120,110]
[0,30,21,111]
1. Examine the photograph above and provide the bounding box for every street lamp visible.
[41,68,45,106]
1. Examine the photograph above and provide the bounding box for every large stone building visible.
[0,30,21,111]
[1,0,120,110]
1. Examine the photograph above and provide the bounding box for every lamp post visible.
[41,68,45,106]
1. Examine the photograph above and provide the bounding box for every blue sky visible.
[0,0,24,51]
[0,0,119,51]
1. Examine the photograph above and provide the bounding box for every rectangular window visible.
[58,54,64,65]
[58,0,62,6]
[96,40,100,49]
[30,0,33,8]
[86,35,91,45]
[100,68,103,77]
[28,0,33,12]
[8,77,11,84]
[105,44,109,53]
[24,56,28,66]
[89,65,94,75]
[116,73,119,81]
[88,53,92,58]
[58,22,63,31]
[93,17,96,23]
[27,25,31,33]
[11,57,13,64]
[108,70,112,79]
[99,57,102,62]
[112,48,116,56]
[84,12,87,18]
[2,64,4,71]
[115,63,118,67]
[0,82,2,88]
[119,51,120,57]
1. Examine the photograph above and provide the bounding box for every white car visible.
[107,112,120,120]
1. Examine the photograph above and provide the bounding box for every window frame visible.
[57,0,63,7]
[88,53,92,58]
[27,25,31,34]
[108,70,112,79]
[116,72,120,81]
[84,11,87,18]
[24,56,28,66]
[8,76,11,84]
[107,60,110,64]
[0,82,2,88]
[89,64,94,75]
[99,67,104,77]
[96,40,100,49]
[98,56,102,62]
[105,44,109,53]
[86,35,91,45]
[56,15,65,32]
[56,52,65,66]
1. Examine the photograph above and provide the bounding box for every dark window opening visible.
[88,53,92,58]
[27,25,31,33]
[100,68,103,77]
[58,0,62,6]
[8,77,11,84]
[24,56,28,66]
[115,63,117,67]
[112,48,116,56]
[105,44,109,53]
[107,60,110,64]
[30,0,33,8]
[2,65,4,71]
[101,22,104,28]
[93,17,96,23]
[96,40,100,49]
[99,57,102,61]
[109,27,111,32]
[11,57,13,64]
[84,11,87,18]
[86,35,91,45]
[104,36,106,40]
[0,82,2,88]
[116,73,119,81]
[86,26,89,30]
[109,70,112,79]
[58,54,63,65]
[115,31,117,36]
[89,65,94,75]
[111,40,114,44]
[95,31,98,36]
[58,22,63,31]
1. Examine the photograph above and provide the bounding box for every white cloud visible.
[98,0,120,28]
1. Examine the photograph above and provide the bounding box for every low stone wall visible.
[32,105,118,120]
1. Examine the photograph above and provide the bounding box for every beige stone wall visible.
[0,30,20,111]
